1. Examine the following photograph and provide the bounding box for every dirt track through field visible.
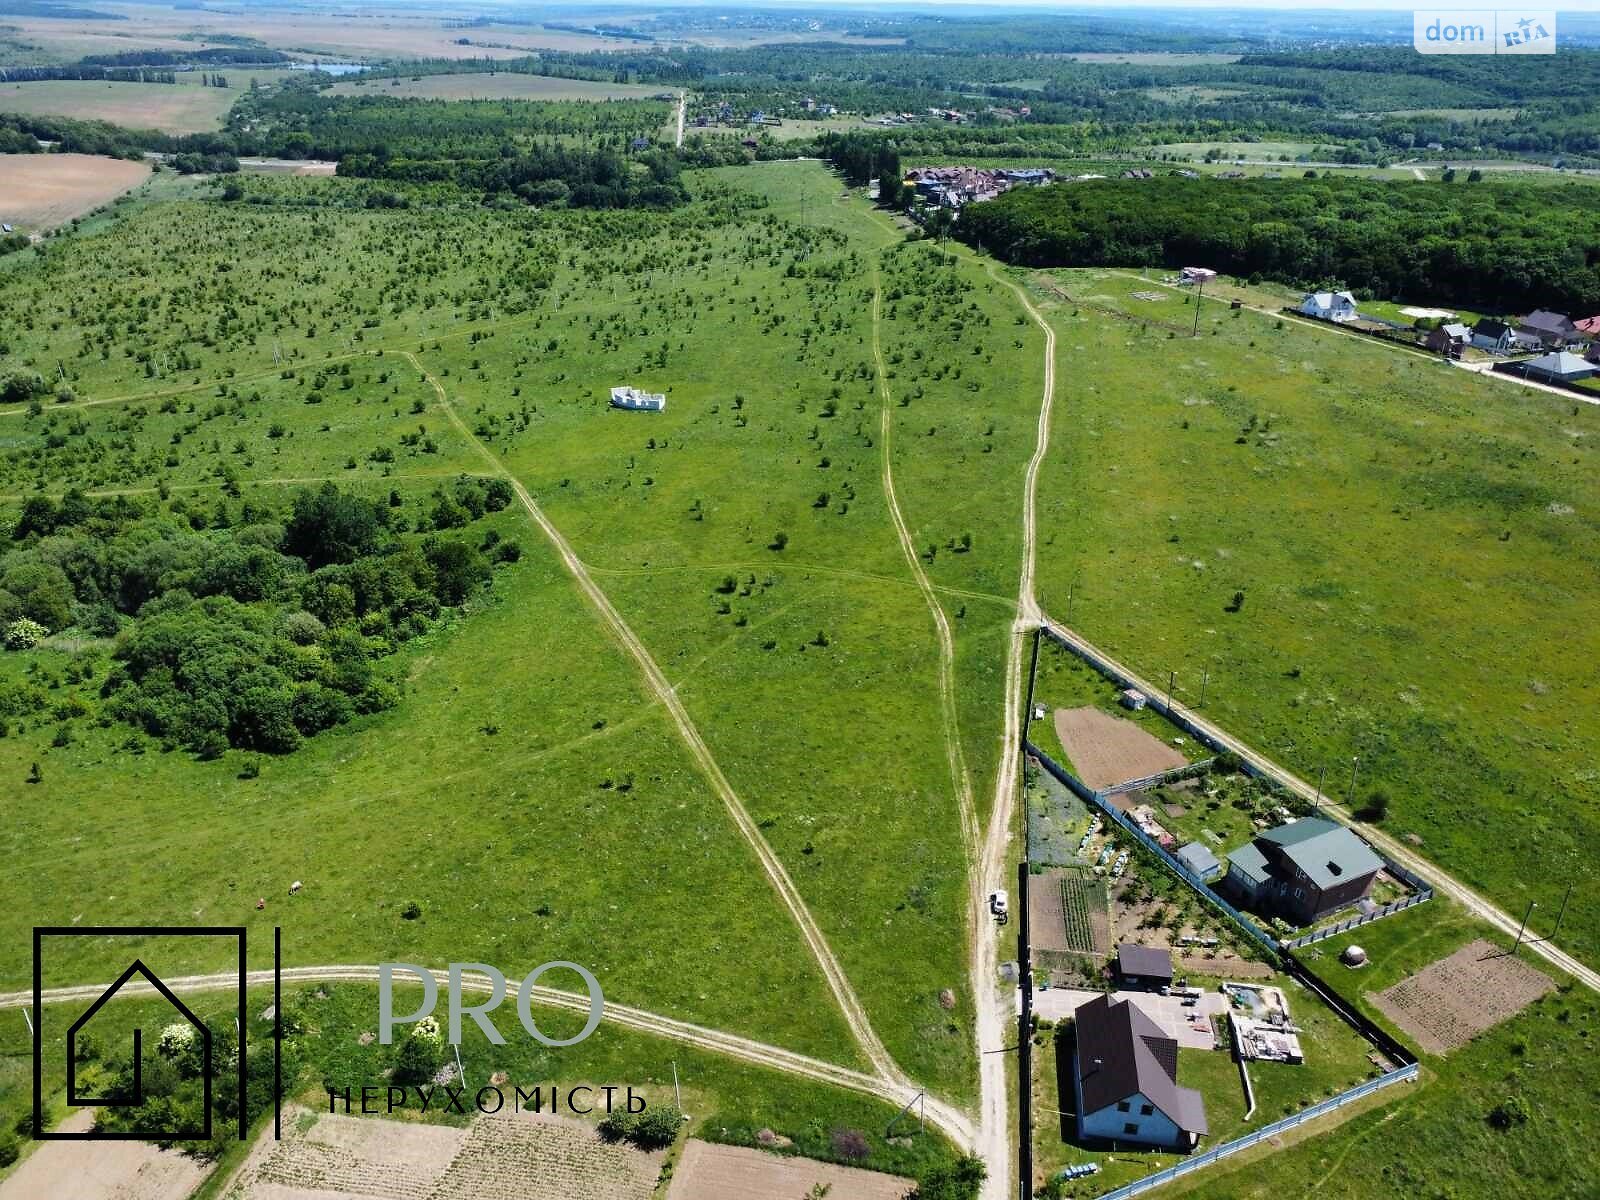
[870,262,980,935]
[401,352,908,1095]
[0,964,971,1149]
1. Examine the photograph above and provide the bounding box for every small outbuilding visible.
[1174,841,1221,881]
[1120,688,1148,711]
[1179,267,1217,286]
[1115,943,1174,991]
[610,385,666,412]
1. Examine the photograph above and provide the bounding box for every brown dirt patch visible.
[227,1109,661,1200]
[1369,938,1556,1055]
[1053,706,1187,789]
[666,1140,910,1200]
[0,1108,206,1200]
[0,153,150,232]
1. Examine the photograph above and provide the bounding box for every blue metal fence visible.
[1087,1064,1420,1200]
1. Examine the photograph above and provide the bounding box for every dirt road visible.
[0,966,972,1149]
[675,92,686,147]
[870,266,980,904]
[400,353,904,1088]
[970,261,1059,1200]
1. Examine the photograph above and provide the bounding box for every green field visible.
[0,159,1051,1131]
[1028,266,1600,968]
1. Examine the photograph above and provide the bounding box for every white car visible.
[988,890,1009,920]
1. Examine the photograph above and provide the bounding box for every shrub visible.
[3,618,48,651]
[0,1131,17,1167]
[830,1127,871,1161]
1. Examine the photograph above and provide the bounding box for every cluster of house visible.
[1458,310,1600,384]
[905,165,1054,209]
[1066,816,1387,1154]
[1294,294,1600,384]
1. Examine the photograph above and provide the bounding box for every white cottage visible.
[1298,291,1359,323]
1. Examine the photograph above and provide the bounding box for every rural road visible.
[675,91,686,148]
[969,260,1060,1200]
[1035,619,1600,998]
[0,966,972,1149]
[402,353,908,1090]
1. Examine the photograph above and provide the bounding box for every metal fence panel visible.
[1087,1065,1420,1200]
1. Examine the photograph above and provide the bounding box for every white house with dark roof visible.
[1074,993,1207,1150]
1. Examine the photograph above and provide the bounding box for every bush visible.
[1488,1095,1529,1130]
[599,1104,682,1150]
[0,1130,17,1167]
[3,618,48,651]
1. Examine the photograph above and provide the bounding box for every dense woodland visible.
[0,479,517,756]
[957,175,1600,313]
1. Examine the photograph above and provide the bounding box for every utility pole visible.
[1513,900,1538,955]
[1199,668,1209,708]
[1347,755,1361,807]
[1192,276,1206,337]
[1547,880,1573,942]
[1167,670,1176,709]
[671,1059,682,1111]
[1315,763,1328,809]
[1066,578,1076,624]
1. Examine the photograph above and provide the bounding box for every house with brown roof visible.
[1074,994,1207,1150]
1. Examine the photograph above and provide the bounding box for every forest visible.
[956,174,1600,313]
[0,478,518,757]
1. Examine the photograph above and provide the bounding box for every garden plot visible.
[1053,706,1187,790]
[226,1109,662,1200]
[1368,938,1555,1055]
[666,1139,910,1200]
[0,1107,206,1200]
[1030,867,1108,964]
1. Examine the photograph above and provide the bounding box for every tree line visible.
[956,174,1600,313]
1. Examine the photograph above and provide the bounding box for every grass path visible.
[399,350,909,1089]
[870,261,980,899]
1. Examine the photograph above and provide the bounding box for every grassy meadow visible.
[0,160,1048,1111]
[1027,267,1600,970]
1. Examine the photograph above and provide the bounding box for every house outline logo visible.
[65,959,213,1134]
[32,926,277,1143]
